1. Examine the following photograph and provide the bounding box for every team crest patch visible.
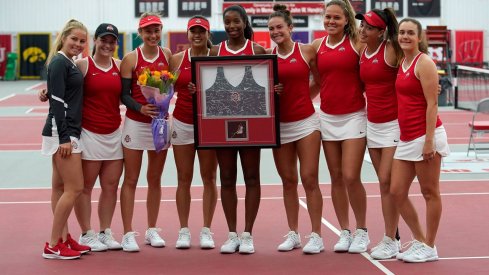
[71,140,78,149]
[338,46,345,52]
[290,58,297,63]
[372,58,378,64]
[172,131,177,139]
[124,135,131,143]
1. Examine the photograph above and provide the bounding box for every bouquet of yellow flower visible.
[138,68,179,95]
[137,67,179,152]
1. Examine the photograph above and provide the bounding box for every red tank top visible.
[82,57,121,134]
[317,35,365,115]
[127,47,169,123]
[395,53,442,142]
[173,49,194,124]
[273,43,315,122]
[218,39,254,56]
[360,41,398,123]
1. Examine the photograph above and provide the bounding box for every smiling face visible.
[268,16,292,45]
[139,24,162,47]
[358,20,384,44]
[224,10,245,39]
[398,21,420,52]
[94,35,117,57]
[324,4,348,36]
[188,26,209,48]
[61,28,87,58]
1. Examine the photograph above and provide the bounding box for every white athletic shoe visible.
[220,232,240,254]
[370,235,399,259]
[334,230,352,252]
[145,228,166,247]
[79,230,108,252]
[199,227,215,249]
[396,240,417,261]
[176,227,191,249]
[98,228,122,250]
[348,229,370,253]
[239,232,255,254]
[402,241,438,263]
[302,232,324,254]
[121,232,140,252]
[277,231,301,251]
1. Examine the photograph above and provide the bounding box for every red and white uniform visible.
[273,42,315,122]
[126,47,169,123]
[317,35,365,115]
[360,41,398,123]
[83,57,122,134]
[395,53,442,142]
[81,56,123,160]
[173,49,193,124]
[217,39,254,56]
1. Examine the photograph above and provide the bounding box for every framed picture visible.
[191,55,279,148]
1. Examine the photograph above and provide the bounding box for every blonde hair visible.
[46,19,87,67]
[326,0,358,42]
[399,18,428,54]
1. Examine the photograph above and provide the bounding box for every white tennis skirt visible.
[171,117,195,146]
[320,109,367,141]
[280,114,320,144]
[80,128,123,160]
[394,126,450,161]
[367,119,400,148]
[122,117,167,151]
[41,136,82,156]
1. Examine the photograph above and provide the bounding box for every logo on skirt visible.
[124,135,131,143]
[172,131,177,139]
[71,140,78,149]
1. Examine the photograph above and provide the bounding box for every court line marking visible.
[298,198,394,275]
[379,256,489,261]
[24,82,45,91]
[0,93,15,102]
[1,179,488,190]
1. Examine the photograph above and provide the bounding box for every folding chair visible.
[467,97,489,158]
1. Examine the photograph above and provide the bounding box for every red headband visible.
[356,11,386,30]
[139,15,163,28]
[187,17,210,31]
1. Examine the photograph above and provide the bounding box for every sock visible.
[395,228,401,241]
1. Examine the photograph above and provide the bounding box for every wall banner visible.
[0,34,12,77]
[178,0,211,17]
[371,0,403,17]
[455,31,484,64]
[18,33,50,79]
[135,0,169,17]
[408,0,440,17]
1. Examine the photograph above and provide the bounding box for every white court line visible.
[379,256,489,262]
[25,82,45,91]
[298,198,394,275]
[0,93,15,102]
[25,107,34,114]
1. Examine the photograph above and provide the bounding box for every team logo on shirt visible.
[124,135,131,143]
[172,131,177,139]
[289,58,297,63]
[372,58,379,64]
[405,72,410,79]
[112,72,118,76]
[158,62,165,67]
[338,46,345,52]
[230,92,241,103]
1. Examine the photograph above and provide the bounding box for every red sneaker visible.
[42,239,81,260]
[65,234,91,254]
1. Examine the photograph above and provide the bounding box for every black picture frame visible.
[191,55,280,149]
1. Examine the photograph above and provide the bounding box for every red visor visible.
[355,11,386,30]
[187,18,210,31]
[139,15,163,28]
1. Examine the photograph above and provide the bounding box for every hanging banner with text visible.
[178,0,211,17]
[18,33,50,79]
[0,34,12,78]
[350,0,366,14]
[455,30,484,64]
[251,15,308,28]
[371,0,403,17]
[408,0,440,17]
[222,1,324,15]
[135,0,168,17]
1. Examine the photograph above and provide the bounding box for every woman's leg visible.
[296,131,322,234]
[50,157,68,240]
[146,150,167,228]
[75,160,101,232]
[239,148,261,234]
[217,149,239,232]
[174,144,196,228]
[120,148,143,233]
[273,143,299,232]
[197,149,218,228]
[98,159,123,230]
